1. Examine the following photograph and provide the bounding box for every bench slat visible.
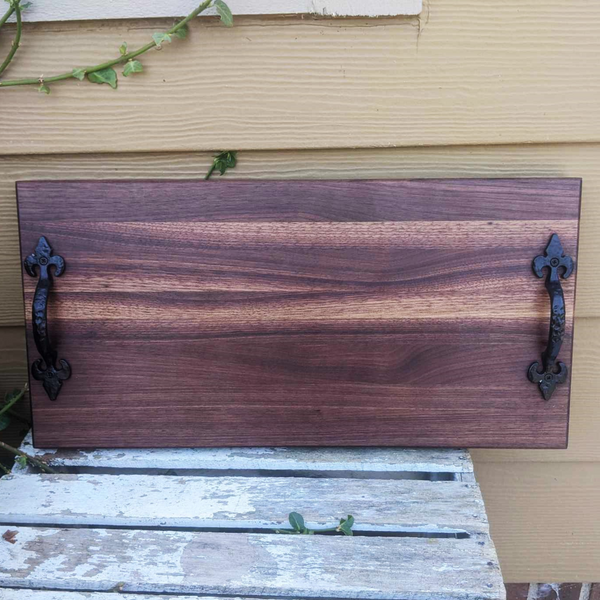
[20,434,471,474]
[1,593,232,600]
[0,527,504,600]
[0,473,488,534]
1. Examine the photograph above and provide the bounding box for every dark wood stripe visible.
[27,316,571,340]
[17,178,581,223]
[32,405,568,448]
[24,331,572,390]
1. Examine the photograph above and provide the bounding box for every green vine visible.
[0,0,23,77]
[0,0,233,92]
[274,512,355,536]
[0,0,239,176]
[0,384,57,475]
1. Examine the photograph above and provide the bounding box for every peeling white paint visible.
[0,473,487,534]
[10,0,422,23]
[0,528,503,598]
[20,433,471,474]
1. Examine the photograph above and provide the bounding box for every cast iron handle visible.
[528,233,574,401]
[24,236,71,401]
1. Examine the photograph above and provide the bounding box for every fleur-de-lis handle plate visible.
[24,236,71,401]
[528,233,574,401]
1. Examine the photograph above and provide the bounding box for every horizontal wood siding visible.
[0,0,599,153]
[474,462,600,582]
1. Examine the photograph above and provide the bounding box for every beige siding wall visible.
[0,0,598,582]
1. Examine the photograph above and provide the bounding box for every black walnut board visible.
[16,179,581,448]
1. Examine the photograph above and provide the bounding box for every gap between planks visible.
[18,433,472,475]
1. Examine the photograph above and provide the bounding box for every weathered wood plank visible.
[0,593,230,600]
[1,0,599,154]
[19,433,471,473]
[0,527,505,599]
[0,473,488,534]
[11,0,423,21]
[0,593,234,600]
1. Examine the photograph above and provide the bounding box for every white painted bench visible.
[0,433,505,600]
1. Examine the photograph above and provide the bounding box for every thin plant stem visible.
[0,0,213,88]
[205,163,217,180]
[0,440,57,474]
[0,2,21,77]
[0,4,15,30]
[0,462,10,475]
[0,384,28,418]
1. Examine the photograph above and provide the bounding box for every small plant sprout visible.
[274,512,355,536]
[205,151,237,180]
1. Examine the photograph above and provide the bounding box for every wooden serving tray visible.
[16,179,581,448]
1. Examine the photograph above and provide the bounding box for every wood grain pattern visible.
[1,0,599,154]
[473,319,600,464]
[16,179,580,448]
[1,150,598,451]
[2,145,600,326]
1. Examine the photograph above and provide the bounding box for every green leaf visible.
[20,1,32,10]
[288,512,305,532]
[174,24,189,39]
[16,456,27,468]
[72,68,86,81]
[205,151,237,179]
[152,32,172,47]
[0,414,10,431]
[37,82,50,94]
[214,0,233,27]
[338,515,355,536]
[88,67,118,89]
[123,60,143,77]
[216,150,237,174]
[119,42,128,56]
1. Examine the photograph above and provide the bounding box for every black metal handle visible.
[24,236,71,401]
[528,233,574,400]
